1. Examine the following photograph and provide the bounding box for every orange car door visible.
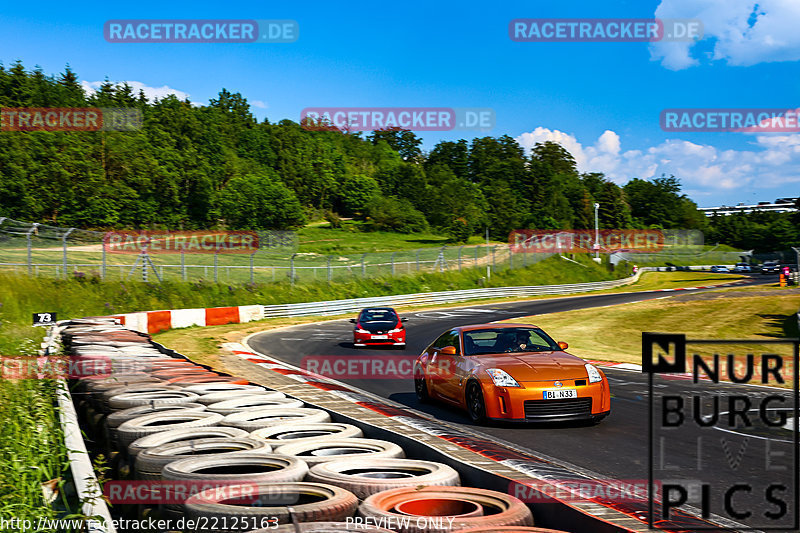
[430,330,462,402]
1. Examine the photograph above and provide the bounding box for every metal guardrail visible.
[41,325,116,533]
[261,270,646,317]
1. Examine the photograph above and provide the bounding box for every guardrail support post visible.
[214,248,219,283]
[508,244,513,270]
[250,252,256,284]
[26,224,38,276]
[391,252,396,276]
[62,228,75,279]
[290,253,297,285]
[181,246,187,281]
[101,236,107,280]
[458,246,463,271]
[491,245,496,274]
[361,253,367,277]
[327,256,332,282]
[416,250,420,271]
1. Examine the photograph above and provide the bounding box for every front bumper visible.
[353,331,406,347]
[482,378,610,422]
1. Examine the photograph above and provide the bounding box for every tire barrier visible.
[128,426,250,458]
[358,487,533,533]
[306,458,460,499]
[116,411,224,449]
[196,389,285,405]
[134,437,274,480]
[184,482,359,529]
[221,408,331,431]
[206,396,304,415]
[273,438,405,466]
[60,315,663,533]
[249,423,363,446]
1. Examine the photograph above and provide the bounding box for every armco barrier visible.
[41,324,116,533]
[260,270,645,317]
[92,272,645,334]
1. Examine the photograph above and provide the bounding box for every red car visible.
[351,307,407,348]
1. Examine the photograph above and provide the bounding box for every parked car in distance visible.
[761,261,781,275]
[351,307,407,348]
[710,265,730,273]
[733,263,751,273]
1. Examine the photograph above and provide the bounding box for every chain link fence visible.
[0,218,556,283]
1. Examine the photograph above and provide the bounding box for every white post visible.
[593,202,601,263]
[486,227,491,280]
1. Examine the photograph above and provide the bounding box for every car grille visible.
[524,398,592,420]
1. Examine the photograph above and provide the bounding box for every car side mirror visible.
[440,346,457,355]
[401,317,408,322]
[349,319,356,323]
[557,341,569,350]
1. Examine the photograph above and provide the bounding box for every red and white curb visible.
[100,304,264,335]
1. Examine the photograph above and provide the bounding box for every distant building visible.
[699,197,798,217]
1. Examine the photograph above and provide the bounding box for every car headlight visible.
[388,328,403,333]
[585,363,603,383]
[486,368,521,387]
[355,328,369,333]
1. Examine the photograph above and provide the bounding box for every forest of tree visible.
[0,62,796,252]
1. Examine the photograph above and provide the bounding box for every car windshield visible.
[360,309,397,322]
[462,327,559,355]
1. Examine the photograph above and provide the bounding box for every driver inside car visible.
[498,331,529,352]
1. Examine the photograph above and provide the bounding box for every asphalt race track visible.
[249,275,797,528]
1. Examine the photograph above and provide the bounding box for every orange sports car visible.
[413,323,611,424]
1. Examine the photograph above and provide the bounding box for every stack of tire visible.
[62,318,568,533]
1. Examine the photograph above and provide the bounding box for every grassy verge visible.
[0,379,69,526]
[512,285,800,365]
[0,254,620,354]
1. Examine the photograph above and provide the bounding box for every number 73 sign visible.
[32,312,57,326]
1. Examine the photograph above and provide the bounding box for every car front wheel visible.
[465,381,487,424]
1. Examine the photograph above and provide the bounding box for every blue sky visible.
[3,0,799,208]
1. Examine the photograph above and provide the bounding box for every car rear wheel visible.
[414,367,430,403]
[466,381,486,424]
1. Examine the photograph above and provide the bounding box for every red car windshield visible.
[360,309,398,323]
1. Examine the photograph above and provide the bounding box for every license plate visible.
[542,389,578,400]
[371,335,388,339]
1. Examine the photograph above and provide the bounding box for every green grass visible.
[515,285,800,365]
[0,254,622,354]
[0,379,70,527]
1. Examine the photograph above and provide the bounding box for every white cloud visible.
[251,100,268,109]
[81,80,192,102]
[515,127,800,199]
[651,0,800,69]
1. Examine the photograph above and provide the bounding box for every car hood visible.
[359,321,398,332]
[471,351,590,381]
